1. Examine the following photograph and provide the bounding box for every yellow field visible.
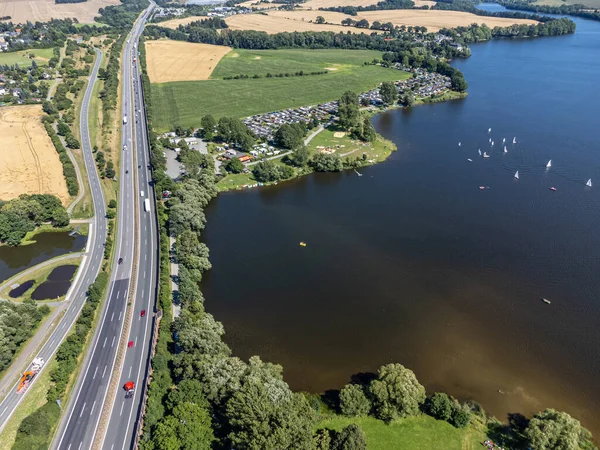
[302,0,380,8]
[145,39,232,83]
[226,13,380,34]
[0,0,119,24]
[238,0,276,9]
[0,105,69,204]
[158,15,207,30]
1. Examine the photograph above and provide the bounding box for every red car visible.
[127,340,134,348]
[140,309,146,317]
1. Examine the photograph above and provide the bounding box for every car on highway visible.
[118,257,123,265]
[124,381,135,399]
[140,309,146,317]
[127,340,134,348]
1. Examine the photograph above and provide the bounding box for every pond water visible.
[8,280,35,298]
[201,12,600,435]
[30,265,78,301]
[0,232,86,284]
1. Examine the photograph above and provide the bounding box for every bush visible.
[12,402,60,450]
[339,384,371,417]
[425,392,453,421]
[450,403,470,428]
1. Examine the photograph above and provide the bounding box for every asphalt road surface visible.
[54,4,158,449]
[0,48,107,434]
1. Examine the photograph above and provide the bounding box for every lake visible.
[202,11,600,434]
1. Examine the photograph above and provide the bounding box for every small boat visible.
[488,127,492,133]
[483,152,490,158]
[514,170,519,179]
[458,142,462,146]
[479,186,486,190]
[488,138,492,143]
[546,159,552,169]
[550,187,557,191]
[354,169,363,177]
[491,141,494,146]
[513,137,517,144]
[586,178,592,187]
[467,158,473,162]
[478,149,482,156]
[542,298,551,305]
[502,138,506,144]
[299,242,307,247]
[503,146,508,153]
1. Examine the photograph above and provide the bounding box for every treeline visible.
[0,300,50,373]
[55,0,88,3]
[97,0,149,28]
[222,69,328,80]
[98,35,125,126]
[439,18,577,42]
[499,0,600,22]
[42,120,80,196]
[186,17,228,29]
[322,0,415,15]
[12,272,109,450]
[0,194,70,246]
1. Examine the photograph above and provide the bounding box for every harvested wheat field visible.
[226,13,379,34]
[356,10,537,31]
[159,15,207,30]
[302,0,380,8]
[239,0,276,9]
[0,0,119,24]
[146,40,232,83]
[0,105,69,204]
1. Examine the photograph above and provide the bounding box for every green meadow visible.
[0,48,56,67]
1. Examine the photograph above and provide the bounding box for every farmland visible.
[0,0,119,24]
[211,48,386,79]
[151,65,409,131]
[0,105,69,204]
[0,48,55,67]
[145,40,231,83]
[225,13,377,34]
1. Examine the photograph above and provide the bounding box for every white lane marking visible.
[143,271,146,279]
[67,444,72,450]
[90,401,96,415]
[80,403,86,417]
[141,289,144,297]
[1,407,8,416]
[102,365,107,379]
[103,337,107,348]
[93,366,98,379]
[78,442,83,450]
[120,402,125,416]
[119,311,122,321]
[117,290,121,300]
[112,336,116,347]
[111,312,114,321]
[128,366,132,377]
[145,254,147,261]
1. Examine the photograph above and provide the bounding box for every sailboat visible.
[513,137,517,144]
[458,142,462,146]
[514,170,519,179]
[586,178,592,187]
[488,127,492,133]
[467,158,473,162]
[502,138,506,144]
[546,159,552,169]
[491,141,494,146]
[503,146,508,153]
[483,152,490,158]
[489,138,492,143]
[478,149,482,156]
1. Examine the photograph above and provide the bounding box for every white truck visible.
[123,115,128,125]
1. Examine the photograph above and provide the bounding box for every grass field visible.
[211,49,384,79]
[317,415,485,450]
[0,48,55,67]
[152,65,409,130]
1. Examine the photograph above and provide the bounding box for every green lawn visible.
[211,49,385,79]
[307,126,396,162]
[317,415,485,450]
[0,48,56,67]
[151,65,409,131]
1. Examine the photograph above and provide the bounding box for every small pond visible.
[31,265,78,301]
[8,280,35,298]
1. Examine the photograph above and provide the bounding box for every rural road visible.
[0,48,108,434]
[54,3,160,449]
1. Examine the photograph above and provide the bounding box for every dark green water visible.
[202,12,600,434]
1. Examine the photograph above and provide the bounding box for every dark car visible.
[118,257,123,265]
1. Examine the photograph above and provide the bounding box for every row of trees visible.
[0,194,70,246]
[500,0,600,22]
[0,299,50,374]
[322,0,415,16]
[42,118,79,196]
[99,36,124,126]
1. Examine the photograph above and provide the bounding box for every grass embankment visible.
[152,65,409,131]
[0,48,56,67]
[0,256,83,302]
[316,415,485,450]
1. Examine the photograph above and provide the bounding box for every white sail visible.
[488,128,492,133]
[502,138,506,144]
[586,178,592,187]
[514,171,519,179]
[513,137,517,144]
[489,138,492,143]
[458,142,461,146]
[478,149,482,156]
[491,141,494,146]
[546,160,552,168]
[504,146,508,153]
[483,152,489,158]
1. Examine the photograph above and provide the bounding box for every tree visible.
[451,74,468,92]
[152,402,214,450]
[331,424,367,450]
[402,93,415,107]
[369,363,426,422]
[525,409,582,450]
[288,145,309,167]
[450,403,470,428]
[339,384,371,417]
[426,392,453,421]
[275,123,305,150]
[358,117,375,142]
[108,199,117,209]
[316,15,326,24]
[310,153,343,172]
[224,157,244,174]
[51,207,70,227]
[338,91,361,130]
[252,160,293,183]
[200,114,216,137]
[314,429,332,450]
[379,81,398,105]
[356,19,370,28]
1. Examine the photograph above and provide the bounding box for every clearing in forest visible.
[0,105,69,204]
[145,39,232,83]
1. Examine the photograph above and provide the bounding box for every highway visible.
[54,4,158,450]
[0,47,107,433]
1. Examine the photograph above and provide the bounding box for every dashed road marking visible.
[80,403,86,417]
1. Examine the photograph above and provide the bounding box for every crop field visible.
[158,15,207,30]
[0,0,119,24]
[151,64,409,131]
[0,48,55,67]
[145,40,231,83]
[0,105,69,204]
[226,13,378,34]
[238,0,276,9]
[302,0,381,8]
[211,48,385,79]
